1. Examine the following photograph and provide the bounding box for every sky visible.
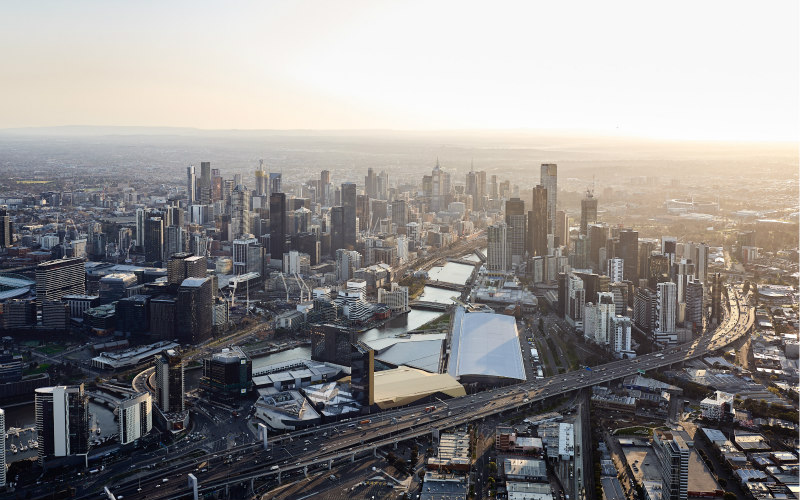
[1,0,798,141]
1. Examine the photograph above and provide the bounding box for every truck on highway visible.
[360,419,371,424]
[424,406,436,413]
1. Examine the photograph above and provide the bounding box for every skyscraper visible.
[608,257,624,283]
[177,277,213,344]
[487,223,509,271]
[505,198,526,265]
[229,185,251,239]
[269,172,282,196]
[198,161,212,205]
[365,167,378,199]
[186,165,196,204]
[35,385,89,464]
[341,182,358,249]
[269,192,287,259]
[528,186,548,258]
[580,189,598,235]
[167,252,207,285]
[118,392,152,445]
[540,164,557,236]
[656,281,677,343]
[154,349,184,414]
[0,208,10,248]
[255,160,267,196]
[618,229,639,284]
[35,257,85,307]
[144,216,164,262]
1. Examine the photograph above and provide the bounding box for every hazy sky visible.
[2,1,797,140]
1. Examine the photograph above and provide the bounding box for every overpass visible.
[423,280,465,292]
[109,287,753,500]
[408,300,451,311]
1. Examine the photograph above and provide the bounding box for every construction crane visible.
[277,272,290,302]
[293,272,312,302]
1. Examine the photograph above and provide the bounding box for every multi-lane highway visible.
[110,287,752,500]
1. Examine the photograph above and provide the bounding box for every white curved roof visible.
[447,307,526,381]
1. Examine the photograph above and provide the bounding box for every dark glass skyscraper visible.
[618,229,639,284]
[528,185,548,257]
[269,192,287,259]
[580,189,598,235]
[341,182,357,249]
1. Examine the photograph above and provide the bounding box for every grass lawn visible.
[613,426,653,437]
[36,344,66,355]
[24,363,50,376]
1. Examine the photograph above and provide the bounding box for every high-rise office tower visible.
[580,189,598,235]
[255,160,268,196]
[269,172,282,197]
[661,236,677,259]
[200,346,253,403]
[154,349,184,414]
[691,242,709,283]
[164,225,185,257]
[269,193,287,259]
[391,199,407,227]
[608,257,624,283]
[656,281,677,342]
[35,257,85,307]
[35,385,89,464]
[555,210,568,250]
[0,408,5,487]
[135,208,147,247]
[320,170,332,206]
[186,165,196,204]
[487,223,510,271]
[365,168,378,199]
[118,392,152,445]
[611,315,633,356]
[330,206,345,255]
[465,168,487,211]
[505,198,526,265]
[341,182,358,249]
[540,164,557,236]
[144,216,164,262]
[377,170,389,200]
[177,277,213,343]
[685,278,704,332]
[528,186,548,257]
[0,208,11,248]
[587,223,609,271]
[229,185,251,239]
[618,229,639,284]
[167,252,207,285]
[424,160,451,212]
[198,161,212,205]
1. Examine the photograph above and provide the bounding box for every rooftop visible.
[447,306,526,382]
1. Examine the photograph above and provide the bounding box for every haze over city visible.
[0,2,797,500]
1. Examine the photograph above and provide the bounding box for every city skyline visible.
[1,0,797,141]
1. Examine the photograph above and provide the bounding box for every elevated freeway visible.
[109,287,753,500]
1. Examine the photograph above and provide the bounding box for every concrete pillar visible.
[328,459,333,470]
[351,453,356,462]
[277,470,282,484]
[303,465,308,478]
[393,441,398,450]
[187,474,199,500]
[258,423,268,450]
[373,447,378,457]
[250,478,254,494]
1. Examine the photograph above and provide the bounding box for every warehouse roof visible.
[447,307,525,382]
